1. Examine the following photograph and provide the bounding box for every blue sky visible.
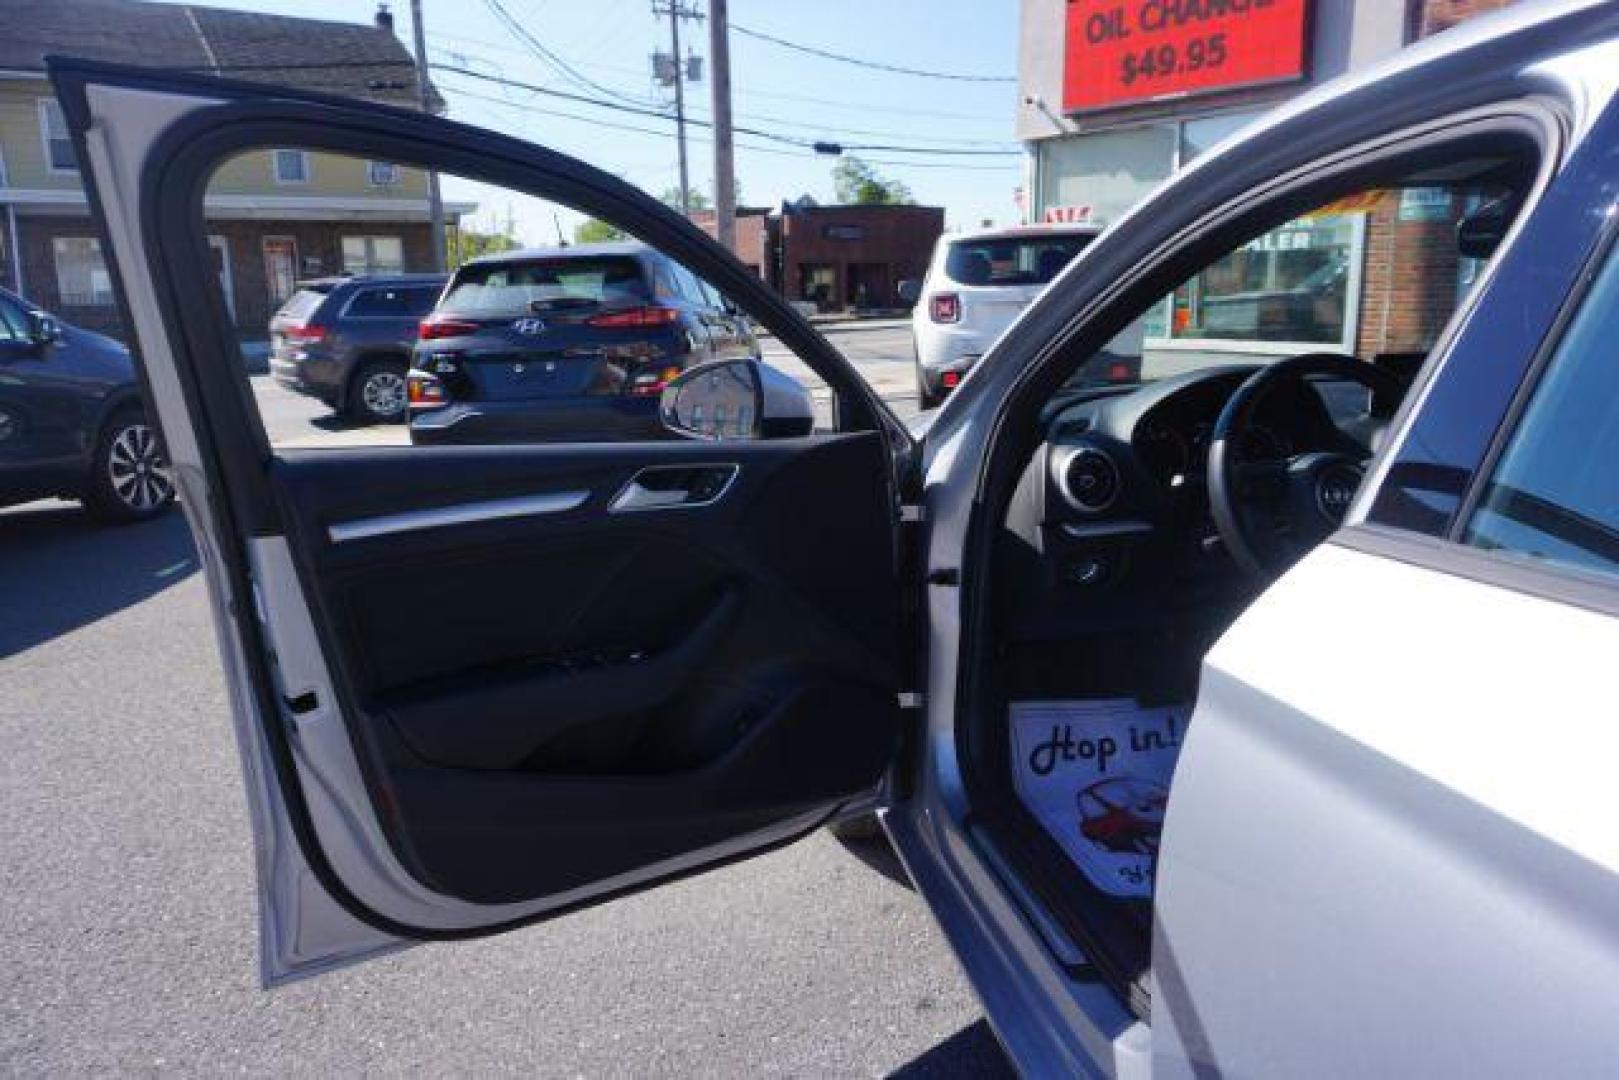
[175,0,1023,243]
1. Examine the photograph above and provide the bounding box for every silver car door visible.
[1153,30,1619,1078]
[54,59,914,987]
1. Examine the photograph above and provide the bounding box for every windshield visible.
[945,234,1094,287]
[443,257,650,317]
[1061,173,1527,391]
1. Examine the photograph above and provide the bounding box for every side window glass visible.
[1460,246,1619,582]
[345,289,403,317]
[650,263,681,303]
[0,297,27,342]
[667,262,710,307]
[204,147,852,447]
[404,287,441,317]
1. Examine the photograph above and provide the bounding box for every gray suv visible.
[268,274,446,423]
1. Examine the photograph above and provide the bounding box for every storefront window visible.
[1179,111,1262,163]
[800,263,836,306]
[1037,125,1175,227]
[1158,212,1363,349]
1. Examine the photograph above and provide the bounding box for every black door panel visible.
[270,433,900,903]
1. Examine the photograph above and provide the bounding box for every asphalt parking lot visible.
[0,324,1013,1077]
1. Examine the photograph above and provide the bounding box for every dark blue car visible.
[407,243,758,443]
[0,287,172,522]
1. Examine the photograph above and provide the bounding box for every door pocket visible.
[383,586,741,770]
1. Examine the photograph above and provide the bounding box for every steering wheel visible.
[1207,353,1403,578]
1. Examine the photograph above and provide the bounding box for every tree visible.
[659,185,712,211]
[831,157,914,206]
[574,218,629,244]
[447,210,520,267]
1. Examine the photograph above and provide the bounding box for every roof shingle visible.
[0,0,441,109]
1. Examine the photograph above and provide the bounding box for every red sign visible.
[1044,205,1095,223]
[1062,0,1311,114]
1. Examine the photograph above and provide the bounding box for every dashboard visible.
[1001,364,1388,642]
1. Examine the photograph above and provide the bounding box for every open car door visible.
[52,60,913,985]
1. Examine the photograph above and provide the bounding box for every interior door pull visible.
[610,464,738,512]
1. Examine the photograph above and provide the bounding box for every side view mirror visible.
[660,358,814,441]
[897,279,921,304]
[28,311,63,348]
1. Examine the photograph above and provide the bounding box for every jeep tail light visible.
[628,365,683,396]
[929,293,961,323]
[942,370,961,389]
[283,324,327,344]
[588,305,682,329]
[407,369,446,406]
[419,315,479,340]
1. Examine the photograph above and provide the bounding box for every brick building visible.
[692,201,944,313]
[1017,0,1522,366]
[687,206,774,280]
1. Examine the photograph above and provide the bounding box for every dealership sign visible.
[1063,0,1311,114]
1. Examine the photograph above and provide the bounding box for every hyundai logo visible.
[511,317,547,335]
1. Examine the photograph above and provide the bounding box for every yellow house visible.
[0,0,473,337]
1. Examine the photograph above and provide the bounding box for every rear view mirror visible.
[660,359,814,440]
[897,279,921,304]
[1457,195,1515,260]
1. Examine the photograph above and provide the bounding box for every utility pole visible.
[409,0,447,270]
[652,1,702,216]
[708,0,734,251]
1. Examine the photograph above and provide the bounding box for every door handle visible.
[610,464,738,512]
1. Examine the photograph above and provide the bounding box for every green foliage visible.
[448,212,520,266]
[660,185,713,211]
[831,157,914,206]
[573,218,629,244]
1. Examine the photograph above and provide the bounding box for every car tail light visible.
[418,315,479,340]
[942,370,962,389]
[929,293,961,323]
[407,370,446,406]
[627,365,683,397]
[588,305,682,329]
[283,324,327,344]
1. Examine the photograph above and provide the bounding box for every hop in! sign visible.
[1062,0,1311,114]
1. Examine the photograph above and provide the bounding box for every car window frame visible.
[53,74,907,539]
[1338,205,1619,620]
[933,105,1570,1002]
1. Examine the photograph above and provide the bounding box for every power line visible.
[437,77,1020,172]
[430,62,1019,157]
[482,0,663,109]
[431,30,1010,122]
[434,40,1013,145]
[730,23,1015,83]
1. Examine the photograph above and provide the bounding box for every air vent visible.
[1057,445,1120,513]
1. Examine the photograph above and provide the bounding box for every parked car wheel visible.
[85,409,174,523]
[349,360,409,424]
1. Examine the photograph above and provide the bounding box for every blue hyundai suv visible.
[407,243,759,443]
[0,287,172,522]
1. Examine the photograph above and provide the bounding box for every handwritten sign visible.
[1010,698,1189,899]
[1063,0,1312,114]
